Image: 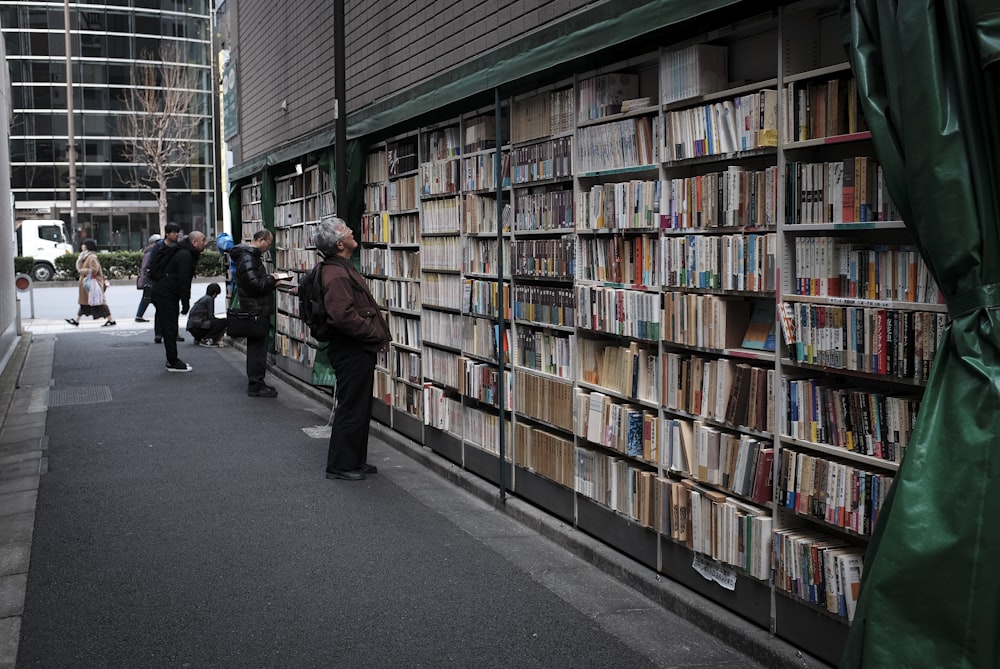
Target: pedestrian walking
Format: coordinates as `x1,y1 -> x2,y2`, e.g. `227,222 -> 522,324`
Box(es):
150,230 -> 207,372
186,282 -> 227,347
134,233 -> 161,323
314,216 -> 390,480
230,229 -> 283,397
65,239 -> 116,327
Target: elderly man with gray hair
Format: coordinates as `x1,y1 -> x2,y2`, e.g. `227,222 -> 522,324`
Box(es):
313,216 -> 391,480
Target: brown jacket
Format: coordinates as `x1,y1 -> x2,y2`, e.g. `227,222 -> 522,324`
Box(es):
76,252 -> 106,306
321,256 -> 390,352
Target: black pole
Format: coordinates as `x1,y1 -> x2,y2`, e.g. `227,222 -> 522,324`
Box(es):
334,0 -> 347,218
495,87 -> 507,503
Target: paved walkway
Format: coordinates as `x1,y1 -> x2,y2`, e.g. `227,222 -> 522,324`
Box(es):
0,326 -> 828,668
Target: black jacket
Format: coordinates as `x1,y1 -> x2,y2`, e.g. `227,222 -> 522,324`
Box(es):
149,238 -> 200,308
230,243 -> 276,315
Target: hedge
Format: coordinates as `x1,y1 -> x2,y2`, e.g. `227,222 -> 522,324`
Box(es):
55,250 -> 225,280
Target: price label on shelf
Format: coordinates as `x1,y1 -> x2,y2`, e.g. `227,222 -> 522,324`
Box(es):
692,554 -> 737,591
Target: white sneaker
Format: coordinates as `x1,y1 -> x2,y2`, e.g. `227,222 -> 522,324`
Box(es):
165,362 -> 192,373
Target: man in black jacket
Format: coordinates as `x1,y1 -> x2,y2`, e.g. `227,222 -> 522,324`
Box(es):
229,229 -> 283,396
151,230 -> 207,372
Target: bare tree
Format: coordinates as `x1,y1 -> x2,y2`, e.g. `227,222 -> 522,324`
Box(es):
118,44 -> 202,235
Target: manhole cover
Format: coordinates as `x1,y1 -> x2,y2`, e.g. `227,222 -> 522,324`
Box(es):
48,386 -> 113,407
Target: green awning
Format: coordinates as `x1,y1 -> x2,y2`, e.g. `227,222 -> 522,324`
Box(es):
230,0 -> 745,181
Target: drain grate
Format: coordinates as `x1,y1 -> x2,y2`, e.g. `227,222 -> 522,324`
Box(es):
47,386 -> 113,407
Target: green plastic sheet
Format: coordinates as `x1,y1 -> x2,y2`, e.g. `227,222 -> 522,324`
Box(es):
841,1 -> 1000,667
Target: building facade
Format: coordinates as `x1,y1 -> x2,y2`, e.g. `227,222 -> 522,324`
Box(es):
0,0 -> 216,250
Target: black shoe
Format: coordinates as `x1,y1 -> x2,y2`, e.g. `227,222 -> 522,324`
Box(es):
135,317 -> 149,323
176,336 -> 185,342
362,463 -> 378,474
165,361 -> 192,373
65,318 -> 79,326
154,337 -> 162,344
247,386 -> 278,398
325,468 -> 366,481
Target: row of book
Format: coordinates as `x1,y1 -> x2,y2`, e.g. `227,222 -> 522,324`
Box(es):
391,349 -> 421,384
514,423 -> 575,488
365,149 -> 389,184
463,150 -> 510,191
782,302 -> 945,381
663,89 -> 778,161
374,276 -> 419,311
513,369 -> 574,432
772,528 -> 864,622
420,197 -> 462,234
386,175 -> 418,211
419,159 -> 461,196
514,329 -> 572,379
422,126 -> 461,161
424,347 -> 460,389
578,179 -> 662,230
463,237 -> 509,276
576,285 -> 662,341
511,137 -> 573,184
463,195 -> 509,235
457,358 -> 509,407
577,234 -> 660,286
510,88 -> 574,144
461,278 -> 511,319
784,377 -> 919,464
512,284 -> 576,327
420,309 -> 463,350
578,338 -> 659,402
791,237 -> 941,304
420,272 -> 462,309
361,212 -> 419,245
575,117 -> 657,173
512,238 -> 576,279
576,390 -> 658,464
785,157 -> 899,225
576,72 -> 639,122
360,247 -> 420,279
464,317 -> 506,364
387,313 -> 421,348
421,237 -> 461,271
660,44 -> 728,105
660,166 -> 778,230
663,292 -> 757,351
662,232 -> 777,291
784,76 -> 867,143
387,138 -> 418,176
664,353 -> 774,434
779,449 -> 893,537
513,189 -> 574,231
663,418 -> 774,504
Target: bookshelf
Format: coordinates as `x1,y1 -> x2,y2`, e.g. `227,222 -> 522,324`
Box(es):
341,1 -> 938,663
239,177 -> 264,243
272,165 -> 334,383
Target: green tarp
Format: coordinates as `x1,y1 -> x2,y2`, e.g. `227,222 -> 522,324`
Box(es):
842,1 -> 1000,667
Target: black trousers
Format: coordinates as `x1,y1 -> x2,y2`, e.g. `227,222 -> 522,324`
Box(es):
246,333 -> 269,389
152,294 -> 180,365
326,347 -> 376,472
189,318 -> 227,343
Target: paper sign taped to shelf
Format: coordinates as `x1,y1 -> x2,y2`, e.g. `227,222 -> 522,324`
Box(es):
692,554 -> 737,591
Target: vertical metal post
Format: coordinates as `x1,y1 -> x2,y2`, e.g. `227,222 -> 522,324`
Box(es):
334,0 -> 347,218
63,0 -> 79,247
495,87 -> 507,502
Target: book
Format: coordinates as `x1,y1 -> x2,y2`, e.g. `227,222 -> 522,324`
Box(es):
741,301 -> 776,350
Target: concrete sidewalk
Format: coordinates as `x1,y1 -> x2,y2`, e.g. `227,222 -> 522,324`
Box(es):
0,329 -> 827,668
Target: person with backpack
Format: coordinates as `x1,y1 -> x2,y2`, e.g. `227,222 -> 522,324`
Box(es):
229,229 -> 283,397
313,216 -> 390,481
134,233 -> 161,322
150,230 -> 207,373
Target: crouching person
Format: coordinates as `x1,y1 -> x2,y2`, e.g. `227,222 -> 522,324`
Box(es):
186,282 -> 227,347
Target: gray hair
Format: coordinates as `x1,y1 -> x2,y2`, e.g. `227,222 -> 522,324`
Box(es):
314,216 -> 350,256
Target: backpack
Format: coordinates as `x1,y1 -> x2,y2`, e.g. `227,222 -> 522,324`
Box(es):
146,242 -> 180,282
298,258 -> 336,342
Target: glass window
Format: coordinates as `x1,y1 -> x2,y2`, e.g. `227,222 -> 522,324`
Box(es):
82,113 -> 111,135
37,224 -> 66,244
105,10 -> 130,33
135,13 -> 160,36
80,63 -> 107,85
11,166 -> 27,190
83,140 -> 109,162
107,33 -> 131,59
80,32 -> 107,57
81,86 -> 110,110
25,9 -> 49,30
77,8 -> 105,30
135,36 -> 161,58
108,64 -> 131,86
29,166 -> 56,188
31,141 -> 59,162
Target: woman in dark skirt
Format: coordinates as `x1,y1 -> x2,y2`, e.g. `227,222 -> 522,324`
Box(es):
65,239 -> 117,326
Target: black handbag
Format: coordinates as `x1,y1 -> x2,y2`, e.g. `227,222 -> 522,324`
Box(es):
226,307 -> 267,339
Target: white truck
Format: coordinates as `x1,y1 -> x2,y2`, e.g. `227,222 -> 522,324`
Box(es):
15,218 -> 73,281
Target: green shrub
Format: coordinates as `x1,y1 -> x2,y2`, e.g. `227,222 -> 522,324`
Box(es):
57,249 -> 224,279
14,257 -> 34,275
